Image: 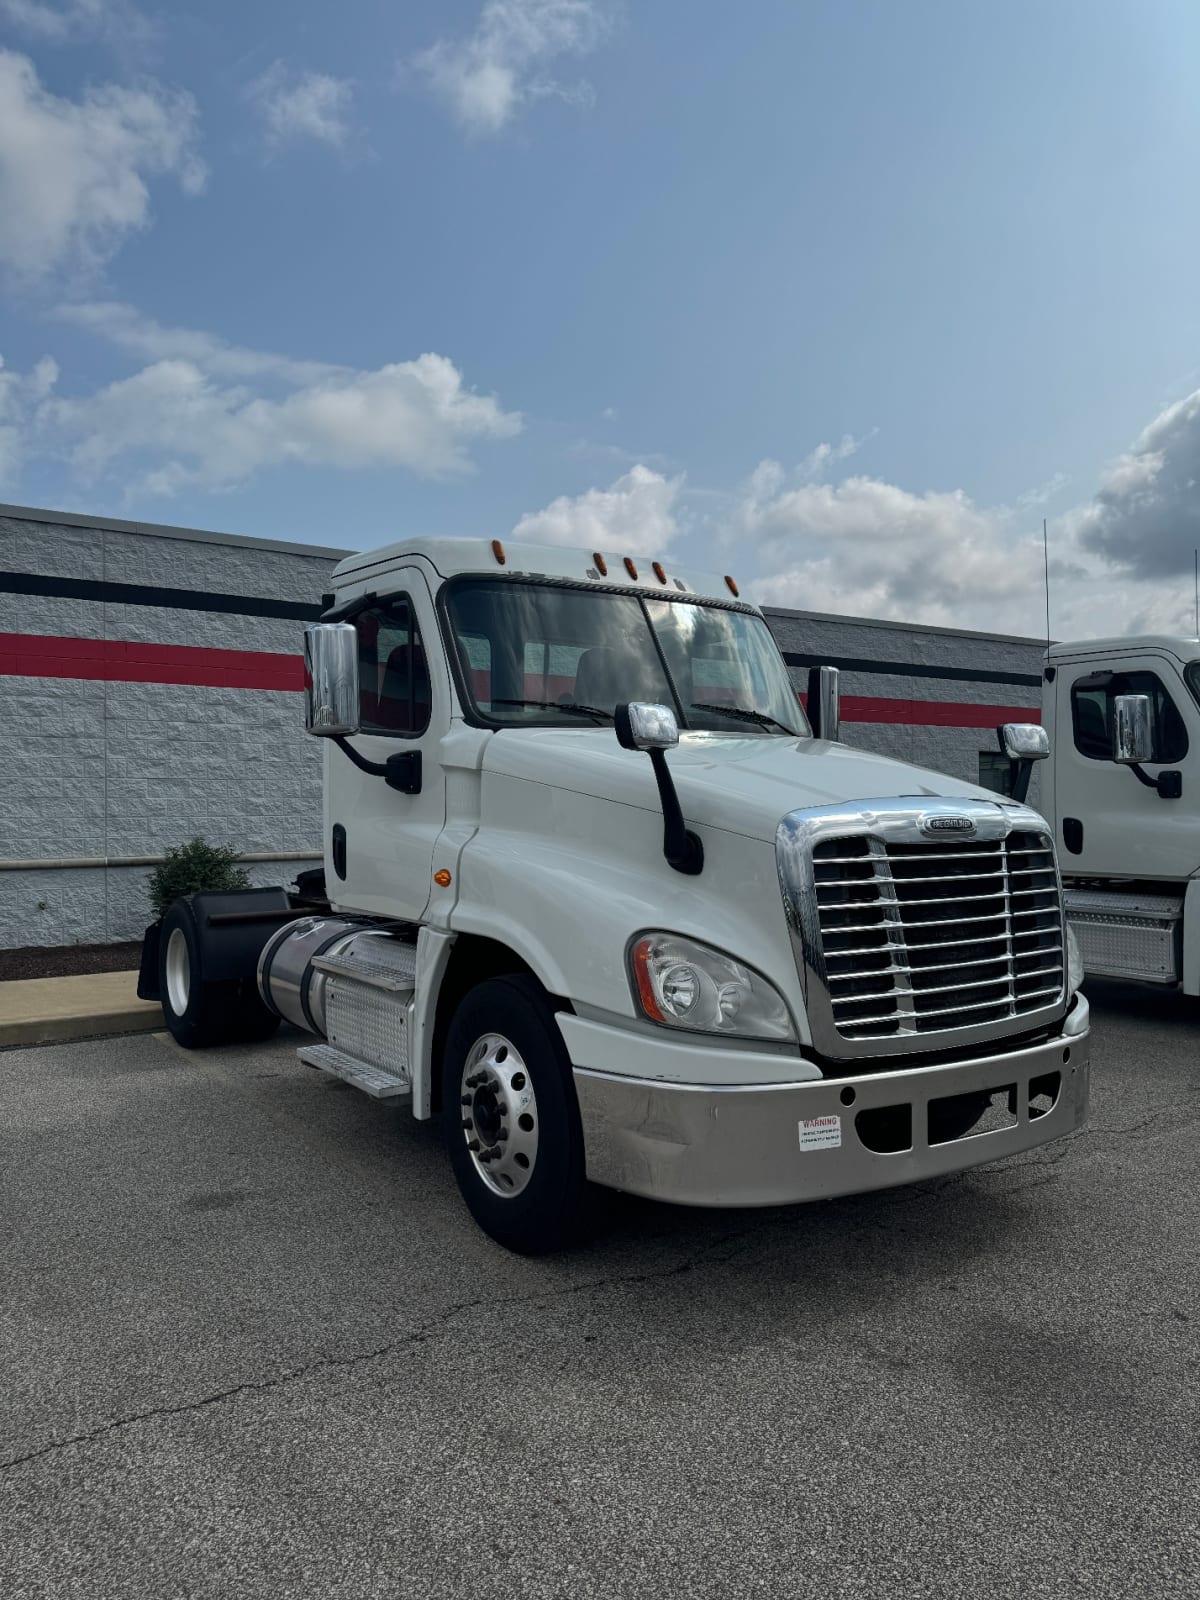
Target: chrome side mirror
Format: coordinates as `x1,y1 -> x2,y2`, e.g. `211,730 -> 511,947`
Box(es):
614,702 -> 701,875
999,723 -> 1049,762
807,665 -> 840,741
614,702 -> 679,752
1113,694 -> 1153,765
304,623 -> 360,738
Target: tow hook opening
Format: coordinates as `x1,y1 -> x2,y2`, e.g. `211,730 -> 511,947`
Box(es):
928,1085 -> 1017,1145
855,1103 -> 912,1154
1028,1071 -> 1062,1120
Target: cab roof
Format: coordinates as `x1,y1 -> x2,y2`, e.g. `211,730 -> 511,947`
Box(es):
331,535 -> 750,608
1048,634 -> 1200,663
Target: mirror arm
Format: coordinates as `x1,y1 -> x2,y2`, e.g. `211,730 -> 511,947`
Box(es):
647,749 -> 704,875
333,738 -> 423,795
1009,759 -> 1033,804
333,734 -> 387,778
1126,761 -> 1159,791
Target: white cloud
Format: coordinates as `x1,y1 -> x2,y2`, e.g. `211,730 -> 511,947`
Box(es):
247,62 -> 355,150
0,50 -> 205,279
512,464 -> 681,550
56,300 -> 338,383
0,351 -> 59,486
2,312 -> 522,495
1074,388 -> 1200,579
0,0 -> 139,39
414,0 -> 608,133
796,431 -> 872,482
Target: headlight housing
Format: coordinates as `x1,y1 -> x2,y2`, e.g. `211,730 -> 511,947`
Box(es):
1066,922 -> 1084,995
629,933 -> 796,1042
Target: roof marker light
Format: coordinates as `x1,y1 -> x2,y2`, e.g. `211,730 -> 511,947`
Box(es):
624,556 -> 639,580
725,575 -> 740,597
492,539 -> 506,565
593,551 -> 609,576
652,561 -> 667,584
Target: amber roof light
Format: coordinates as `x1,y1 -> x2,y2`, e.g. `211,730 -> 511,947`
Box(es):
725,575 -> 740,597
491,539 -> 506,565
624,557 -> 638,579
652,561 -> 667,584
593,551 -> 609,576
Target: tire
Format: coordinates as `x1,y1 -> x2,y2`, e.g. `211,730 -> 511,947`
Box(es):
158,899 -> 280,1049
441,974 -> 588,1255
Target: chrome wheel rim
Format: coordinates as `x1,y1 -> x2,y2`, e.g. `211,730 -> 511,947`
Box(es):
459,1033 -> 538,1198
165,927 -> 191,1017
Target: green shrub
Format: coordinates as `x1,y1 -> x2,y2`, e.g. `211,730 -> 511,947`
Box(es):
147,837 -> 250,921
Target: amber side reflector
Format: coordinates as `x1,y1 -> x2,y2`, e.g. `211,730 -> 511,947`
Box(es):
434,869 -> 452,888
492,539 -> 506,565
624,556 -> 638,579
725,575 -> 739,597
652,561 -> 667,584
631,938 -> 664,1023
593,551 -> 608,576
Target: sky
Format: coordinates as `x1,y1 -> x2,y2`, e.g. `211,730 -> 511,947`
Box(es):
2,0 -> 1200,639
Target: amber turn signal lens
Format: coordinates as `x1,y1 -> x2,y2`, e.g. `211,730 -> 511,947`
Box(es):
491,539 -> 506,565
434,869 -> 452,888
631,937 -> 665,1023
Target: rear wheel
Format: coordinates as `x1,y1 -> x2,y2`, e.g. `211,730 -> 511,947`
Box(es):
441,975 -> 588,1254
158,899 -> 279,1049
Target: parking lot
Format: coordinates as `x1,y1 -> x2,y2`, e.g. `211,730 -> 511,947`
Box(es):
2,984 -> 1198,1600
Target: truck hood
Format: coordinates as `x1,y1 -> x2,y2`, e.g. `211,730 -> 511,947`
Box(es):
482,728 -> 1013,842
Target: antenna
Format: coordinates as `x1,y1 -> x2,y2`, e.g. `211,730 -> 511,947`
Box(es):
1043,518 -> 1051,649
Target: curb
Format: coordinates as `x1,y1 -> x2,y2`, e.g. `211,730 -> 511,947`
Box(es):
0,971 -> 163,1049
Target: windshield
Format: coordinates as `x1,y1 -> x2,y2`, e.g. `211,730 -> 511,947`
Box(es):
443,578 -> 810,735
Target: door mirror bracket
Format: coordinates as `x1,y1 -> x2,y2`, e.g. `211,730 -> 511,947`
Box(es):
615,702 -> 704,875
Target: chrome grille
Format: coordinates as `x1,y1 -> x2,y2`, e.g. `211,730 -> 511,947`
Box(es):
813,830 -> 1064,1041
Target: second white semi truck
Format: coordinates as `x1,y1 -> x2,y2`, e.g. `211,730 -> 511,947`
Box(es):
139,536 -> 1090,1252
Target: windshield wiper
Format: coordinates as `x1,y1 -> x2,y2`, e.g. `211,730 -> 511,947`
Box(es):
489,698 -> 614,723
689,701 -> 794,734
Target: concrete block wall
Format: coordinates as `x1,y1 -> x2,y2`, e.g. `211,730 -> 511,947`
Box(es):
0,504 -> 346,947
1,503 -> 1049,949
762,606 -> 1046,804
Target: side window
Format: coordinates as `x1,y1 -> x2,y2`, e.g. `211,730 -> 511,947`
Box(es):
1071,670 -> 1188,764
355,596 -> 431,736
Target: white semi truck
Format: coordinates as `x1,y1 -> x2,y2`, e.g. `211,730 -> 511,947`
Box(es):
1040,633 -> 1200,991
140,537 -> 1090,1252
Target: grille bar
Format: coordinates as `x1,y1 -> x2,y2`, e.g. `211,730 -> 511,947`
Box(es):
810,827 -> 1065,1043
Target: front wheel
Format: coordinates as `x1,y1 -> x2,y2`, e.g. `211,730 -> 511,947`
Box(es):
441,975 -> 588,1254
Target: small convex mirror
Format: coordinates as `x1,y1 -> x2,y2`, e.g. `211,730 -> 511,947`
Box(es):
615,702 -> 680,751
1112,694 -> 1153,765
998,723 -> 1050,762
304,623 -> 360,738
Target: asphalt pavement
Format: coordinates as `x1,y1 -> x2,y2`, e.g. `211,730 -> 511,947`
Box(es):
2,985 -> 1198,1599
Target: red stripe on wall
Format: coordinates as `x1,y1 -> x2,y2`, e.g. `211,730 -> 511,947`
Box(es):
0,633 -> 304,691
0,632 -> 1039,723
841,694 -> 1039,729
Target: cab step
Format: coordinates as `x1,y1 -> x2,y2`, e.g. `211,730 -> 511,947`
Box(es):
311,939 -> 418,992
297,1042 -> 411,1100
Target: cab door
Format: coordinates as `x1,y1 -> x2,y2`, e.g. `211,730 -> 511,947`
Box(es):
325,570 -> 450,923
1054,652 -> 1200,881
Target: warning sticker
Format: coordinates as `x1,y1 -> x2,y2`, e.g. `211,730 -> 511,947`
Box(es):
799,1114 -> 842,1151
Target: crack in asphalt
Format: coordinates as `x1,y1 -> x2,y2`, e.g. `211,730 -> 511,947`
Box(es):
0,1228 -> 755,1478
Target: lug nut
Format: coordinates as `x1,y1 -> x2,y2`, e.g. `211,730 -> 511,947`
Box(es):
496,1129 -> 508,1142
461,1094 -> 472,1106
461,1118 -> 473,1130
467,1139 -> 480,1152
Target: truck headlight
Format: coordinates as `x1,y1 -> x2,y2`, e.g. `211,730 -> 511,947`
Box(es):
629,933 -> 796,1042
1066,922 -> 1084,995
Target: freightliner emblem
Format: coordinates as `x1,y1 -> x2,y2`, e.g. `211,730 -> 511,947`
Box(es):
920,814 -> 977,837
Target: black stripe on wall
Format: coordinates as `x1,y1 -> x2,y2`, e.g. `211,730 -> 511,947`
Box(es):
0,571 -> 323,622
780,651 -> 1042,688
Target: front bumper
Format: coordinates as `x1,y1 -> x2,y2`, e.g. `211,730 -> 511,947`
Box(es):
560,998 -> 1090,1208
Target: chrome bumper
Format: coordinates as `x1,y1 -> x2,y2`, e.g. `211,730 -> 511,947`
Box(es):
567,1000 -> 1090,1208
